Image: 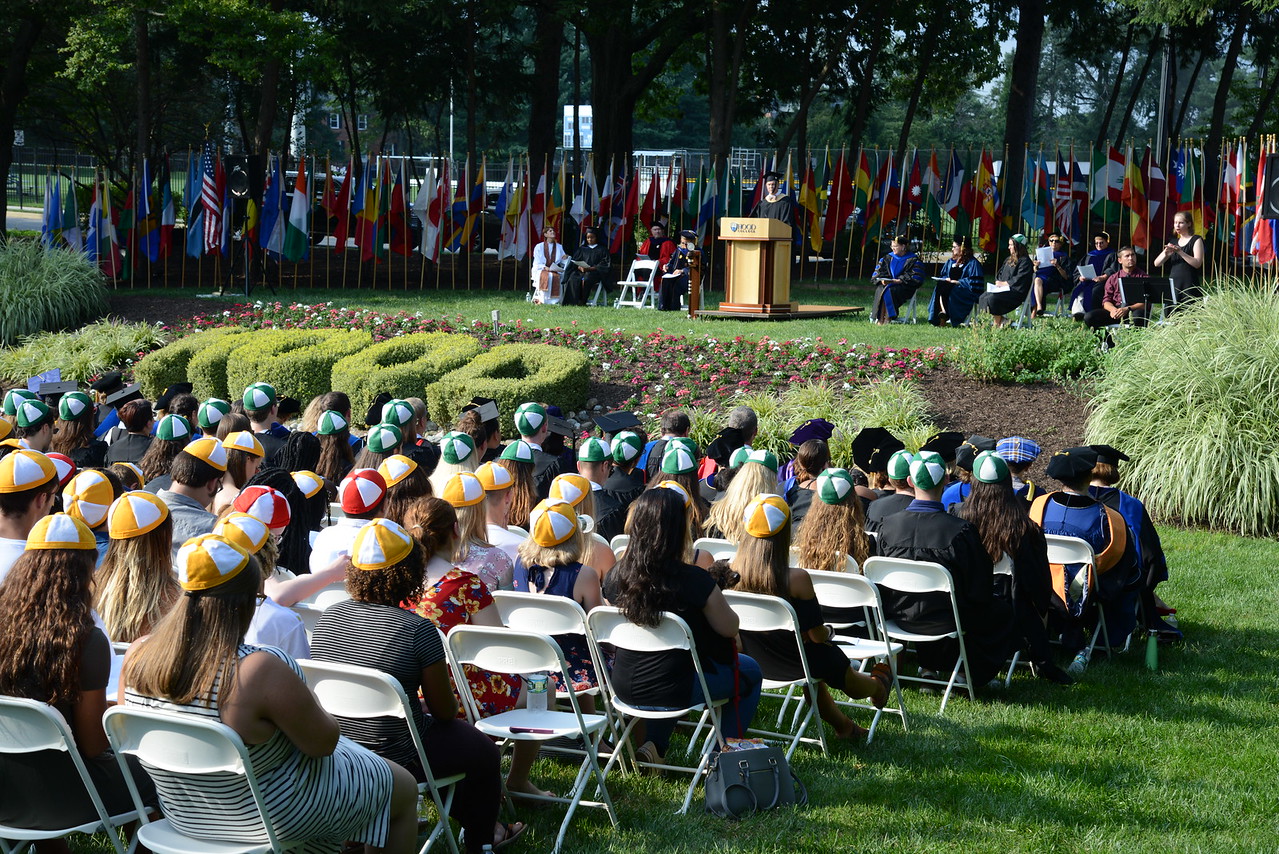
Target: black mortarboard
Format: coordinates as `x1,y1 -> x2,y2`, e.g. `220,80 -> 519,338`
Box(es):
105,383 -> 144,407
37,381 -> 79,398
678,229 -> 697,240
546,414 -> 574,438
155,382 -> 194,412
89,371 -> 124,394
277,396 -> 302,420
789,418 -> 834,446
1045,446 -> 1101,482
364,392 -> 392,428
463,396 -> 500,424
594,410 -> 642,435
920,431 -> 964,463
1089,444 -> 1130,467
851,427 -> 904,474
762,171 -> 782,182
954,434 -> 997,471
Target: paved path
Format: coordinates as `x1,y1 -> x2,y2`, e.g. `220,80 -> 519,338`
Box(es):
6,209 -> 41,231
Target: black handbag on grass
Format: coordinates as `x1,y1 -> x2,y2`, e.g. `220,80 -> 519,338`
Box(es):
704,742 -> 808,820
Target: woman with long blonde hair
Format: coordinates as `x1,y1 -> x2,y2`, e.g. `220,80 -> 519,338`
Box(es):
548,472 -> 616,576
793,468 -> 873,573
439,472 -> 514,592
94,491 -> 179,643
704,450 -> 779,542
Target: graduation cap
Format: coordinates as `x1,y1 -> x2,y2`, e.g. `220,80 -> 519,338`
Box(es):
155,383 -> 195,412
89,371 -> 124,395
920,430 -> 964,464
789,418 -> 834,446
546,414 -> 574,438
954,434 -> 997,472
762,171 -> 782,182
850,427 -> 904,474
594,410 -> 641,436
705,426 -> 748,466
104,383 -> 144,407
678,229 -> 697,241
276,396 -> 302,420
462,396 -> 500,424
1089,444 -> 1130,467
364,391 -> 392,428
1045,446 -> 1101,482
37,381 -> 80,399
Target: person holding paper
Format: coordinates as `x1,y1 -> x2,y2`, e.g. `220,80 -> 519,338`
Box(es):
1083,246 -> 1149,329
560,226 -> 611,306
869,234 -> 924,324
978,234 -> 1034,328
1032,232 -> 1075,317
928,235 -> 985,326
1069,232 -> 1119,318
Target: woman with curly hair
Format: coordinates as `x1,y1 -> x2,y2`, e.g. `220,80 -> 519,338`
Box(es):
311,518 -> 525,851
703,450 -> 779,542
602,489 -> 762,765
732,495 -> 891,741
0,514 -> 157,831
94,490 -> 179,643
793,468 -> 873,573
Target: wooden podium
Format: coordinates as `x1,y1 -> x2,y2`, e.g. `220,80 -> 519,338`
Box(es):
718,217 -> 795,315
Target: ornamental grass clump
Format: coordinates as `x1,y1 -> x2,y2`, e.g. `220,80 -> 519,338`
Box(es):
0,241 -> 109,346
953,314 -> 1103,383
1085,280 -> 1279,537
0,321 -> 167,384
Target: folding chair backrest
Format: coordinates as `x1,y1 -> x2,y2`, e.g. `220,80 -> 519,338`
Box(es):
626,260 -> 657,282
807,569 -> 878,610
1044,534 -> 1095,568
790,548 -> 858,573
586,606 -> 693,654
507,525 -> 530,538
692,537 -> 736,560
299,582 -> 351,610
103,705 -> 250,776
492,590 -> 588,637
447,625 -> 565,676
296,659 -> 411,721
863,556 -> 954,595
0,695 -> 73,754
609,534 -> 629,558
722,590 -> 798,634
590,532 -> 610,552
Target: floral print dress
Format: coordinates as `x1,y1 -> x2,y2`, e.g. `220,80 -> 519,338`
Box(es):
409,566 -> 520,718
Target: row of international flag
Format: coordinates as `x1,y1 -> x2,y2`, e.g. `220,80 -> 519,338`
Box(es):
38,138 -> 1279,274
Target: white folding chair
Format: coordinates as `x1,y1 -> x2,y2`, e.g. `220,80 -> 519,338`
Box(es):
789,548 -> 858,574
722,591 -> 828,760
507,525 -> 530,538
863,556 -> 973,714
691,537 -> 736,561
489,591 -> 613,726
806,570 -> 908,741
586,607 -> 726,815
446,626 -> 616,854
614,260 -> 659,309
608,534 -> 629,559
289,582 -> 350,640
1044,534 -> 1114,661
0,697 -> 141,854
102,705 -> 304,854
295,659 -> 463,854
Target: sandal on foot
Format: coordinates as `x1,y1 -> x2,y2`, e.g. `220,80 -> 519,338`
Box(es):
634,740 -> 664,774
493,821 -> 526,850
869,663 -> 893,710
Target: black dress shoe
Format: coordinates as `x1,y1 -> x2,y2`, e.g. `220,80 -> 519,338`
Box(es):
1031,660 -> 1075,685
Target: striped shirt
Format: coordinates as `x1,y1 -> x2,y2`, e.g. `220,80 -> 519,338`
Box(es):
310,599 -> 445,774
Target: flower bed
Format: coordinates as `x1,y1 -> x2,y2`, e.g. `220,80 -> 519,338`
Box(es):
167,301 -> 947,413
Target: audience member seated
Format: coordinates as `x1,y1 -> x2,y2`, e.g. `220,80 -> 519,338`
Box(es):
603,431 -> 647,509
241,382 -> 288,463
731,494 -> 892,741
123,533 -> 421,854
575,437 -> 627,542
929,235 -> 985,326
51,391 -> 107,468
0,450 -> 59,582
793,467 -> 874,573
476,460 -> 526,564
1032,232 -> 1076,317
652,442 -> 710,539
429,430 -> 479,496
869,234 -> 924,324
994,436 -> 1042,502
1083,246 -> 1150,330
213,431 -> 266,514
548,472 -> 616,577
782,439 -> 830,528
639,409 -> 692,481
216,511 -> 310,660
154,437 -> 226,561
378,453 -> 433,527
136,414 -> 194,487
1070,231 -> 1118,318
704,449 -> 779,542
14,399 -> 56,453
940,434 -> 997,510
875,451 -> 1013,687
0,514 -> 157,835
94,490 -> 178,644
496,441 -> 539,531
601,489 -> 762,765
864,450 -> 915,533
953,452 -> 1072,685
977,234 -> 1034,328
511,402 -> 563,498
442,472 -> 515,592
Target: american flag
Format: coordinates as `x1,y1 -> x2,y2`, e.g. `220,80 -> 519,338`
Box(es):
200,142 -> 222,253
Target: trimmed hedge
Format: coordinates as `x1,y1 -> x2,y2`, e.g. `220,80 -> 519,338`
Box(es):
425,343 -> 590,434
330,332 -> 483,425
225,329 -> 374,403
188,331 -> 262,400
134,327 -> 250,398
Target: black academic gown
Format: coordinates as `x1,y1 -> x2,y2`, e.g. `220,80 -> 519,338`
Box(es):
562,242 -> 612,305
876,500 -> 1013,684
864,491 -> 913,533
602,468 -> 645,511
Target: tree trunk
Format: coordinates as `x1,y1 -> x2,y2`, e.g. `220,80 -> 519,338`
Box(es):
0,15 -> 43,242
1000,0 -> 1047,226
774,58 -> 834,154
895,22 -> 939,165
1171,46 -> 1207,141
253,0 -> 286,156
135,9 -> 150,170
1095,24 -> 1134,146
1204,10 -> 1247,196
465,0 -> 478,168
1114,31 -> 1160,147
707,0 -> 758,171
527,0 -> 563,178
845,25 -> 887,155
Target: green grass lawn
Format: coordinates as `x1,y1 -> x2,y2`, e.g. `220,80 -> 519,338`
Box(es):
67,526 -> 1279,854
120,282 -> 976,349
